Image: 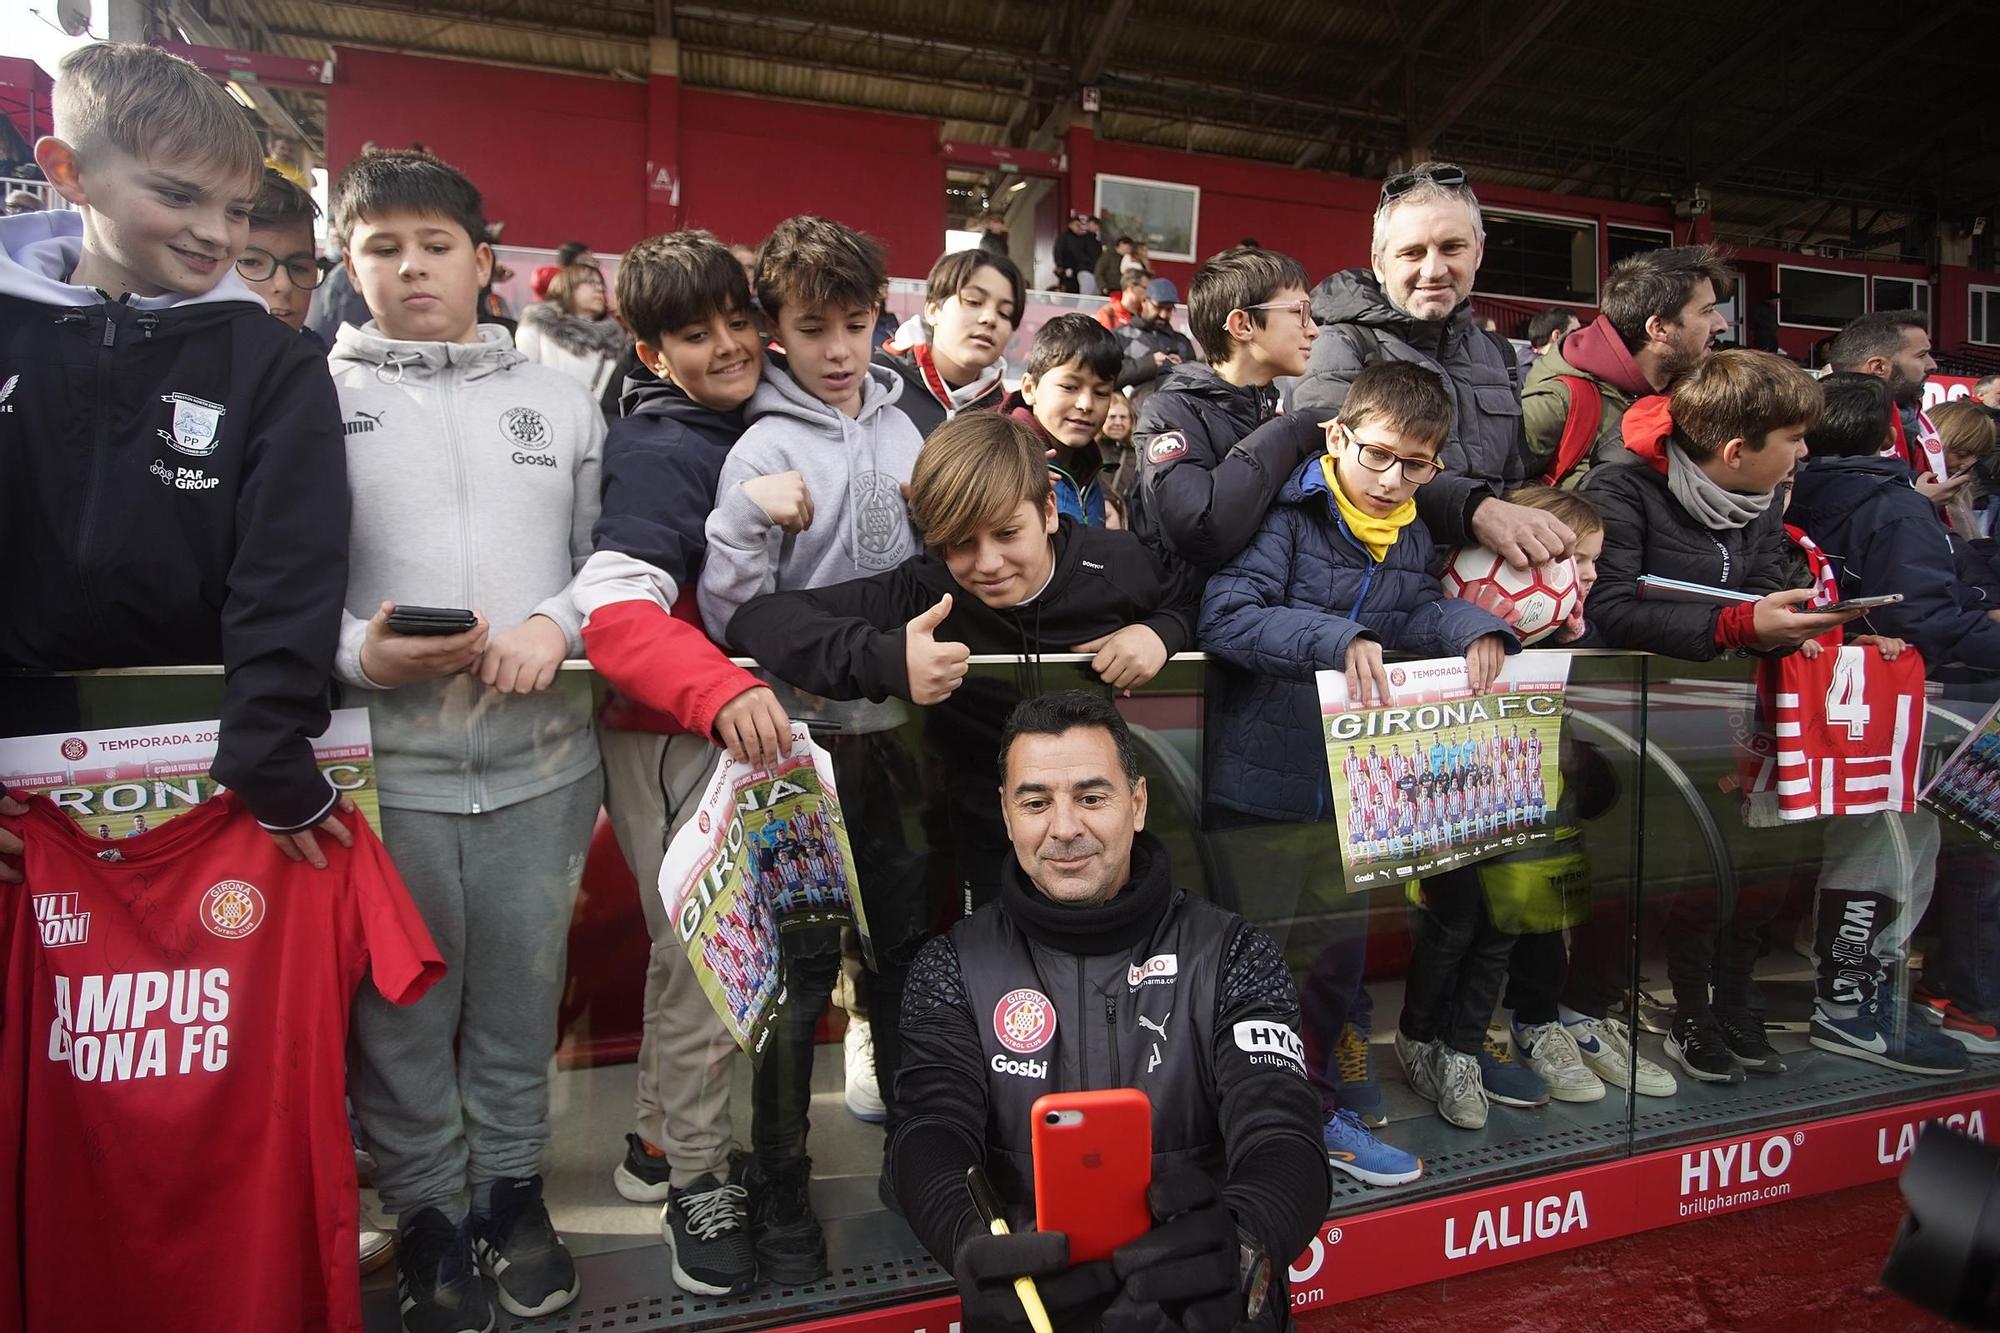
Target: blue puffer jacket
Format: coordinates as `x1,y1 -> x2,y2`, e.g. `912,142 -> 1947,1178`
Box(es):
1199,457 -> 1518,821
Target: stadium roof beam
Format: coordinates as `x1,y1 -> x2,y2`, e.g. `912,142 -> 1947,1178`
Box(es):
1294,0 -> 1459,170
1407,0 -> 1575,153
1707,4 -> 1968,184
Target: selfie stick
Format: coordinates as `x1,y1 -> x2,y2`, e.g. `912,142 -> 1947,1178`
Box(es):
966,1166 -> 1054,1333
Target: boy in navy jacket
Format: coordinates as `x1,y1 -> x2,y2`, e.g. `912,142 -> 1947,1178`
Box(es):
1130,245 -> 1326,571
1201,361 -> 1518,1157
1789,372 -> 2000,669
574,230 -> 791,1299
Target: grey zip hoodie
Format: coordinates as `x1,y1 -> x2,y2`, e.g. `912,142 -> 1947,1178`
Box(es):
699,356 -> 922,732
328,323 -> 604,814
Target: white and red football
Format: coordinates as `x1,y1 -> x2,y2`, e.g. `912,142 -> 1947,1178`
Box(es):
1441,545 -> 1579,646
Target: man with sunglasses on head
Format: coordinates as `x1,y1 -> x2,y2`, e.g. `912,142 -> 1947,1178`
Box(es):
238,168 -> 326,342
1292,163 -> 1574,571
1127,245 -> 1337,573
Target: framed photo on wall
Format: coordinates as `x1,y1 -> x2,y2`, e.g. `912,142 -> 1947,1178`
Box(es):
1094,174 -> 1201,263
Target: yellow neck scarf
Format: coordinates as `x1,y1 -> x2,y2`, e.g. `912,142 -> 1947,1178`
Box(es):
1321,454 -> 1417,561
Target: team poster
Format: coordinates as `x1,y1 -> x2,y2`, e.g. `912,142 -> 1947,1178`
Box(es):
1921,696 -> 2000,845
0,709 -> 380,835
1317,654 -> 1573,890
658,724 -> 869,1059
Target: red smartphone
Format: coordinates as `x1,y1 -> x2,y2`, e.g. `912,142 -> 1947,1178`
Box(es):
1031,1088 -> 1153,1263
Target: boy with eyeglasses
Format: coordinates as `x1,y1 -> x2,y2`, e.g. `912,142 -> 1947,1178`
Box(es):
236,166 -> 324,339
1129,245 -> 1330,572
1201,360 -> 1519,1153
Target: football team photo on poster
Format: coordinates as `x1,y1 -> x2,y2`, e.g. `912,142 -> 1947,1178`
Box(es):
657,723 -> 870,1058
1922,697 -> 2000,846
0,709 -> 381,837
1318,654 -> 1574,890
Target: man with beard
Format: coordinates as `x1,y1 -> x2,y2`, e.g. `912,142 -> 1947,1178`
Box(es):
1522,245 -> 1734,487
1828,311 -> 1959,505
1291,162 -> 1573,569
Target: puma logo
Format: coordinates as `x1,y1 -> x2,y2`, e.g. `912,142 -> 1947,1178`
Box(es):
1138,1012 -> 1170,1039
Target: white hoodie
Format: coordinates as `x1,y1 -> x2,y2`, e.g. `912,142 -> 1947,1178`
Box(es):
328,322 -> 604,814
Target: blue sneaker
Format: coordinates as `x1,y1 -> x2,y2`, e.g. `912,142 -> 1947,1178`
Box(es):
1811,1000 -> 1970,1076
1322,1110 -> 1423,1186
1332,1023 -> 1386,1126
1478,1037 -> 1549,1107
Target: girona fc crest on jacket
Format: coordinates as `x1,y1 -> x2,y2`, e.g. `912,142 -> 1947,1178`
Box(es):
158,392 -> 227,457
994,987 -> 1056,1053
201,880 -> 265,939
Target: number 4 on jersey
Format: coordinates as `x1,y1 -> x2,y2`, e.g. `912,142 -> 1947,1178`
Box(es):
1824,646 -> 1873,741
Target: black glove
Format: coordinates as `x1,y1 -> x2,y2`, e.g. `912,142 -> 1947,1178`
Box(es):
1107,1170 -> 1244,1333
955,1228 -> 1118,1333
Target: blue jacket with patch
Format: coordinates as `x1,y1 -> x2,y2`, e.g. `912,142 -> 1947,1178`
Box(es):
1198,457 -> 1517,821
1787,453 -> 2000,670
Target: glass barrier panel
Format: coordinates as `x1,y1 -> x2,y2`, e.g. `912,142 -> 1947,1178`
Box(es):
11,651 -> 1995,1333
1628,658 -> 2000,1168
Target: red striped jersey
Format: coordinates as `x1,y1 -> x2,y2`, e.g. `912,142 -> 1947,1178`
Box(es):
1750,643 -> 1927,819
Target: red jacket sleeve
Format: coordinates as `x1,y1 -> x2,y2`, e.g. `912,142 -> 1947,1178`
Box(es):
583,597 -> 764,739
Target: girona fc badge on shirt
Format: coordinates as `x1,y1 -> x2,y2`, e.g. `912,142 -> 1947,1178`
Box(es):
201,879 -> 266,939
157,392 -> 226,457
994,987 -> 1056,1053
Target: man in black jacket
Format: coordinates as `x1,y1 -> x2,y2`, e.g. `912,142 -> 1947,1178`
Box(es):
1116,278 -> 1198,398
1290,162 -> 1571,568
1053,211 -> 1102,295
725,413 -> 1199,703
889,691 -> 1328,1332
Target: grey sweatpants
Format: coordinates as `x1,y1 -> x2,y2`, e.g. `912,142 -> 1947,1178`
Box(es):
601,727 -> 742,1187
1811,807 -> 1939,1014
349,773 -> 602,1218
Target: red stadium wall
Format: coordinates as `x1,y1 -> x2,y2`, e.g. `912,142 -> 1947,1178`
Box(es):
674,89 -> 945,276
318,47 -> 1994,362
324,49 -> 649,251
322,50 -> 945,274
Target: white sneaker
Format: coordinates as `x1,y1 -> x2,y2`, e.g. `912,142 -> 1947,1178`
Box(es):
1568,1014 -> 1678,1097
1435,1047 -> 1488,1130
1393,1029 -> 1440,1102
843,1018 -> 886,1123
1512,1021 -> 1606,1103
359,1224 -> 395,1275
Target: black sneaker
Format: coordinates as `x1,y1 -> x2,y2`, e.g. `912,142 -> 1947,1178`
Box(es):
470,1175 -> 580,1318
613,1132 -> 674,1203
663,1168 -> 755,1296
746,1155 -> 828,1285
395,1208 -> 495,1333
1715,1010 -> 1789,1075
1665,1014 -> 1745,1084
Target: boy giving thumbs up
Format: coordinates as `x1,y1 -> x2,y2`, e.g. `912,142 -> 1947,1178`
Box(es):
724,414 -> 1199,703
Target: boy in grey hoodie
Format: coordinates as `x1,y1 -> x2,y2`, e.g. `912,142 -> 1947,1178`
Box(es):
697,216 -> 925,1280
327,151 -> 604,1333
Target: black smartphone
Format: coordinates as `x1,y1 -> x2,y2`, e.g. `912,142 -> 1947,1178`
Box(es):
385,605 -> 478,636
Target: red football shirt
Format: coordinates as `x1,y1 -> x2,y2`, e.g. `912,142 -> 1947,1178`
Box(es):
1750,643 -> 1928,820
1,793 -> 443,1333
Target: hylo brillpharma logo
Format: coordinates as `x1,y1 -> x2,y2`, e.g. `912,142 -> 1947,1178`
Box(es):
60,737 -> 88,762
993,987 -> 1056,1054
201,880 -> 266,940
